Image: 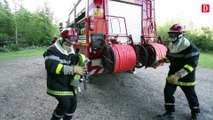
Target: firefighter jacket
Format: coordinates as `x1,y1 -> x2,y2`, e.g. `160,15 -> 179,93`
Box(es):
165,38 -> 199,86
44,40 -> 78,97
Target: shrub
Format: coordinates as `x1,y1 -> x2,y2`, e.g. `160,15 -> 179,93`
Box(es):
185,28 -> 213,51
7,44 -> 21,51
0,44 -> 20,52
0,46 -> 9,52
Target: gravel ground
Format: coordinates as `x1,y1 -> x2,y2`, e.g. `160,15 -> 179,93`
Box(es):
0,57 -> 213,120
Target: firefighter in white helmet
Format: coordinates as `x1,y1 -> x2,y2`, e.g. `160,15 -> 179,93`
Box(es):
44,28 -> 87,120
153,24 -> 200,120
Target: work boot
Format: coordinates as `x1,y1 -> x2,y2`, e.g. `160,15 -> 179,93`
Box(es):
158,112 -> 175,120
191,112 -> 200,120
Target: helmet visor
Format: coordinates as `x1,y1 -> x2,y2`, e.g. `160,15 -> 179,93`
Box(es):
64,35 -> 79,43
69,35 -> 79,41
168,32 -> 178,38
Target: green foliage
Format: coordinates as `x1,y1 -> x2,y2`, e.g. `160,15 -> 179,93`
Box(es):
0,44 -> 20,52
0,1 -> 14,44
185,28 -> 213,51
156,23 -> 171,45
0,33 -> 14,43
0,0 -> 60,50
157,22 -> 213,52
7,44 -> 20,51
15,6 -> 57,46
0,46 -> 9,52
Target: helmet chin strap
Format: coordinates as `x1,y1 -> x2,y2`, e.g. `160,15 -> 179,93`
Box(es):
59,38 -> 65,45
61,41 -> 72,52
63,44 -> 72,52
170,37 -> 179,43
171,33 -> 183,43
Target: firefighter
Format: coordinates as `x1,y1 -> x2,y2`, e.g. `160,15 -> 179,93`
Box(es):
153,24 -> 200,120
44,28 -> 87,120
94,6 -> 103,16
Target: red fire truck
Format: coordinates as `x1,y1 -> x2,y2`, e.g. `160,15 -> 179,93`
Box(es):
65,0 -> 167,75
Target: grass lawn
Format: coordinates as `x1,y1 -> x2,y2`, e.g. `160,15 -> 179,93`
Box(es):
0,47 -> 46,63
198,52 -> 213,69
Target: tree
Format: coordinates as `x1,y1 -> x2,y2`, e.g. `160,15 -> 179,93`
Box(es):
12,3 -> 58,46
0,0 -> 60,48
0,0 -> 15,45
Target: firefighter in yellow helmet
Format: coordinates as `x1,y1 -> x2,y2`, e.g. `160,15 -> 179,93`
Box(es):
44,28 -> 87,120
153,24 -> 200,120
94,5 -> 103,16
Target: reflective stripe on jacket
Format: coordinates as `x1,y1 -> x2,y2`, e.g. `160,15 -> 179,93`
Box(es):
166,42 -> 199,86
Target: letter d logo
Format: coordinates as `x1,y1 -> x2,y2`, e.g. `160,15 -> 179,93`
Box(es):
202,4 -> 210,13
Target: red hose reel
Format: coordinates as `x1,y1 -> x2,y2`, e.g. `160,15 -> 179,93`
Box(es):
102,44 -> 136,73
101,42 -> 167,73
145,43 -> 168,67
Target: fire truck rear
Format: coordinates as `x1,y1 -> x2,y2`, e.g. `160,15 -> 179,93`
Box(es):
65,0 -> 167,75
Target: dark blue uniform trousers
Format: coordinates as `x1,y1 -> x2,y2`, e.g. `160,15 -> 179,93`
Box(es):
164,83 -> 200,113
51,96 -> 77,120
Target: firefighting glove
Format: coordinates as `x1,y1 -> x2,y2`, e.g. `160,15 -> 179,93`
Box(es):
151,61 -> 160,68
167,74 -> 181,84
73,65 -> 87,75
